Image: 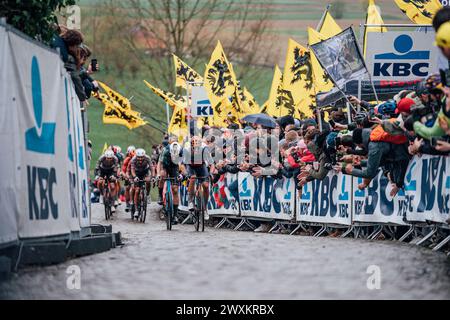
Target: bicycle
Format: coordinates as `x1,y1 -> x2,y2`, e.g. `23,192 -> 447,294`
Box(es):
163,177 -> 178,231
191,176 -> 209,232
133,178 -> 148,223
102,176 -> 116,221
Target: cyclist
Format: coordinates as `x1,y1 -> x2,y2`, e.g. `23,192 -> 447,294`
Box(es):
181,136 -> 214,219
95,150 -> 120,213
122,146 -> 136,212
160,138 -> 183,225
130,148 -> 152,218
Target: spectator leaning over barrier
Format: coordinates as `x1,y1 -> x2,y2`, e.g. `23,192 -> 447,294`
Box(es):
59,30 -> 88,104
79,45 -> 100,99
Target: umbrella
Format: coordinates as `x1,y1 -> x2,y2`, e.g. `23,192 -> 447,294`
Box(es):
242,113 -> 277,129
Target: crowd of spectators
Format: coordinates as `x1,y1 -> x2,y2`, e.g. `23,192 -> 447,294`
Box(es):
172,8 -> 450,230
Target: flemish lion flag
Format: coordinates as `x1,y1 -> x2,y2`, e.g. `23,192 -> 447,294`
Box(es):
318,12 -> 342,38
168,104 -> 188,137
143,80 -> 186,109
283,39 -> 315,119
394,0 -> 442,25
243,87 -> 260,114
261,65 -> 283,116
97,81 -> 132,110
364,0 -> 387,57
204,41 -> 237,110
95,92 -> 146,130
173,54 -> 203,88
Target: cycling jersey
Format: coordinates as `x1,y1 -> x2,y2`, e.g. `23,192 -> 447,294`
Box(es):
122,155 -> 133,175
182,145 -> 213,168
131,155 -> 152,178
95,155 -> 119,177
161,145 -> 181,177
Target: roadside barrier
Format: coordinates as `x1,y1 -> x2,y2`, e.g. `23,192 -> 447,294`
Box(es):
177,156 -> 449,250
0,22 -> 117,275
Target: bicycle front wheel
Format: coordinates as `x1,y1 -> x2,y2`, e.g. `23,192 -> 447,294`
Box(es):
141,191 -> 147,224
165,200 -> 172,230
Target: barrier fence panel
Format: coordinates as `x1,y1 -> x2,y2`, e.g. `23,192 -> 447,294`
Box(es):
208,173 -> 240,216
238,173 -> 296,221
353,170 -> 408,226
66,79 -> 90,229
0,25 -> 19,245
297,172 -> 352,226
1,25 -> 91,239
405,155 -> 450,224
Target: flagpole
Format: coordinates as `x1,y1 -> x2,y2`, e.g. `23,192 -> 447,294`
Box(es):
316,4 -> 331,31
166,102 -> 170,129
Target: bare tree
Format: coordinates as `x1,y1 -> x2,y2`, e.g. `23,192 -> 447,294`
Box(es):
102,0 -> 274,92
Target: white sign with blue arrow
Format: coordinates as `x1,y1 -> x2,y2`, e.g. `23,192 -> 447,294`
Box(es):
191,86 -> 214,117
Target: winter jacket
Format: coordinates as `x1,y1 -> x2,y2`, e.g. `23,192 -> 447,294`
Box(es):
370,119 -> 408,144
413,110 -> 450,139
65,55 -> 87,102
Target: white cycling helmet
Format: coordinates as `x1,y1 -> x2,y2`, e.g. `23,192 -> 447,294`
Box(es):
104,150 -> 115,159
127,145 -> 136,154
136,148 -> 146,157
170,142 -> 181,155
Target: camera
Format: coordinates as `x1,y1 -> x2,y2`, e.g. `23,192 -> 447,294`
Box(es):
91,58 -> 98,72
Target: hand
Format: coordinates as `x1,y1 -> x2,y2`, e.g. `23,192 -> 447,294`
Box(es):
251,166 -> 263,178
438,116 -> 450,135
333,123 -> 347,130
239,162 -> 250,171
353,156 -> 361,166
348,95 -> 361,106
88,61 -> 99,74
341,155 -> 353,163
134,177 -> 139,183
409,138 -> 423,155
298,177 -> 308,187
435,140 -> 450,152
345,164 -> 353,174
369,117 -> 382,125
333,165 -> 342,173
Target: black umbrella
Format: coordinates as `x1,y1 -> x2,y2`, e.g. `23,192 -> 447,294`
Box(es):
242,113 -> 277,129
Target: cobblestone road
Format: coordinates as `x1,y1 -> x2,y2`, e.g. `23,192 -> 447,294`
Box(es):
1,203 -> 449,299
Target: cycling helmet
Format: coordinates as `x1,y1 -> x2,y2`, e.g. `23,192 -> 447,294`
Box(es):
136,148 -> 146,157
170,142 -> 181,155
127,145 -> 136,155
376,100 -> 397,116
115,146 -> 122,154
104,150 -> 115,159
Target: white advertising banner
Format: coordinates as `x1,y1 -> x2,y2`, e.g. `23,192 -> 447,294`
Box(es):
208,173 -> 240,216
0,25 -> 19,245
238,173 -> 296,221
297,172 -> 352,226
191,86 -> 213,118
66,79 -> 90,229
405,155 -> 450,224
8,31 -> 75,238
352,170 -> 408,225
365,31 -> 440,81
